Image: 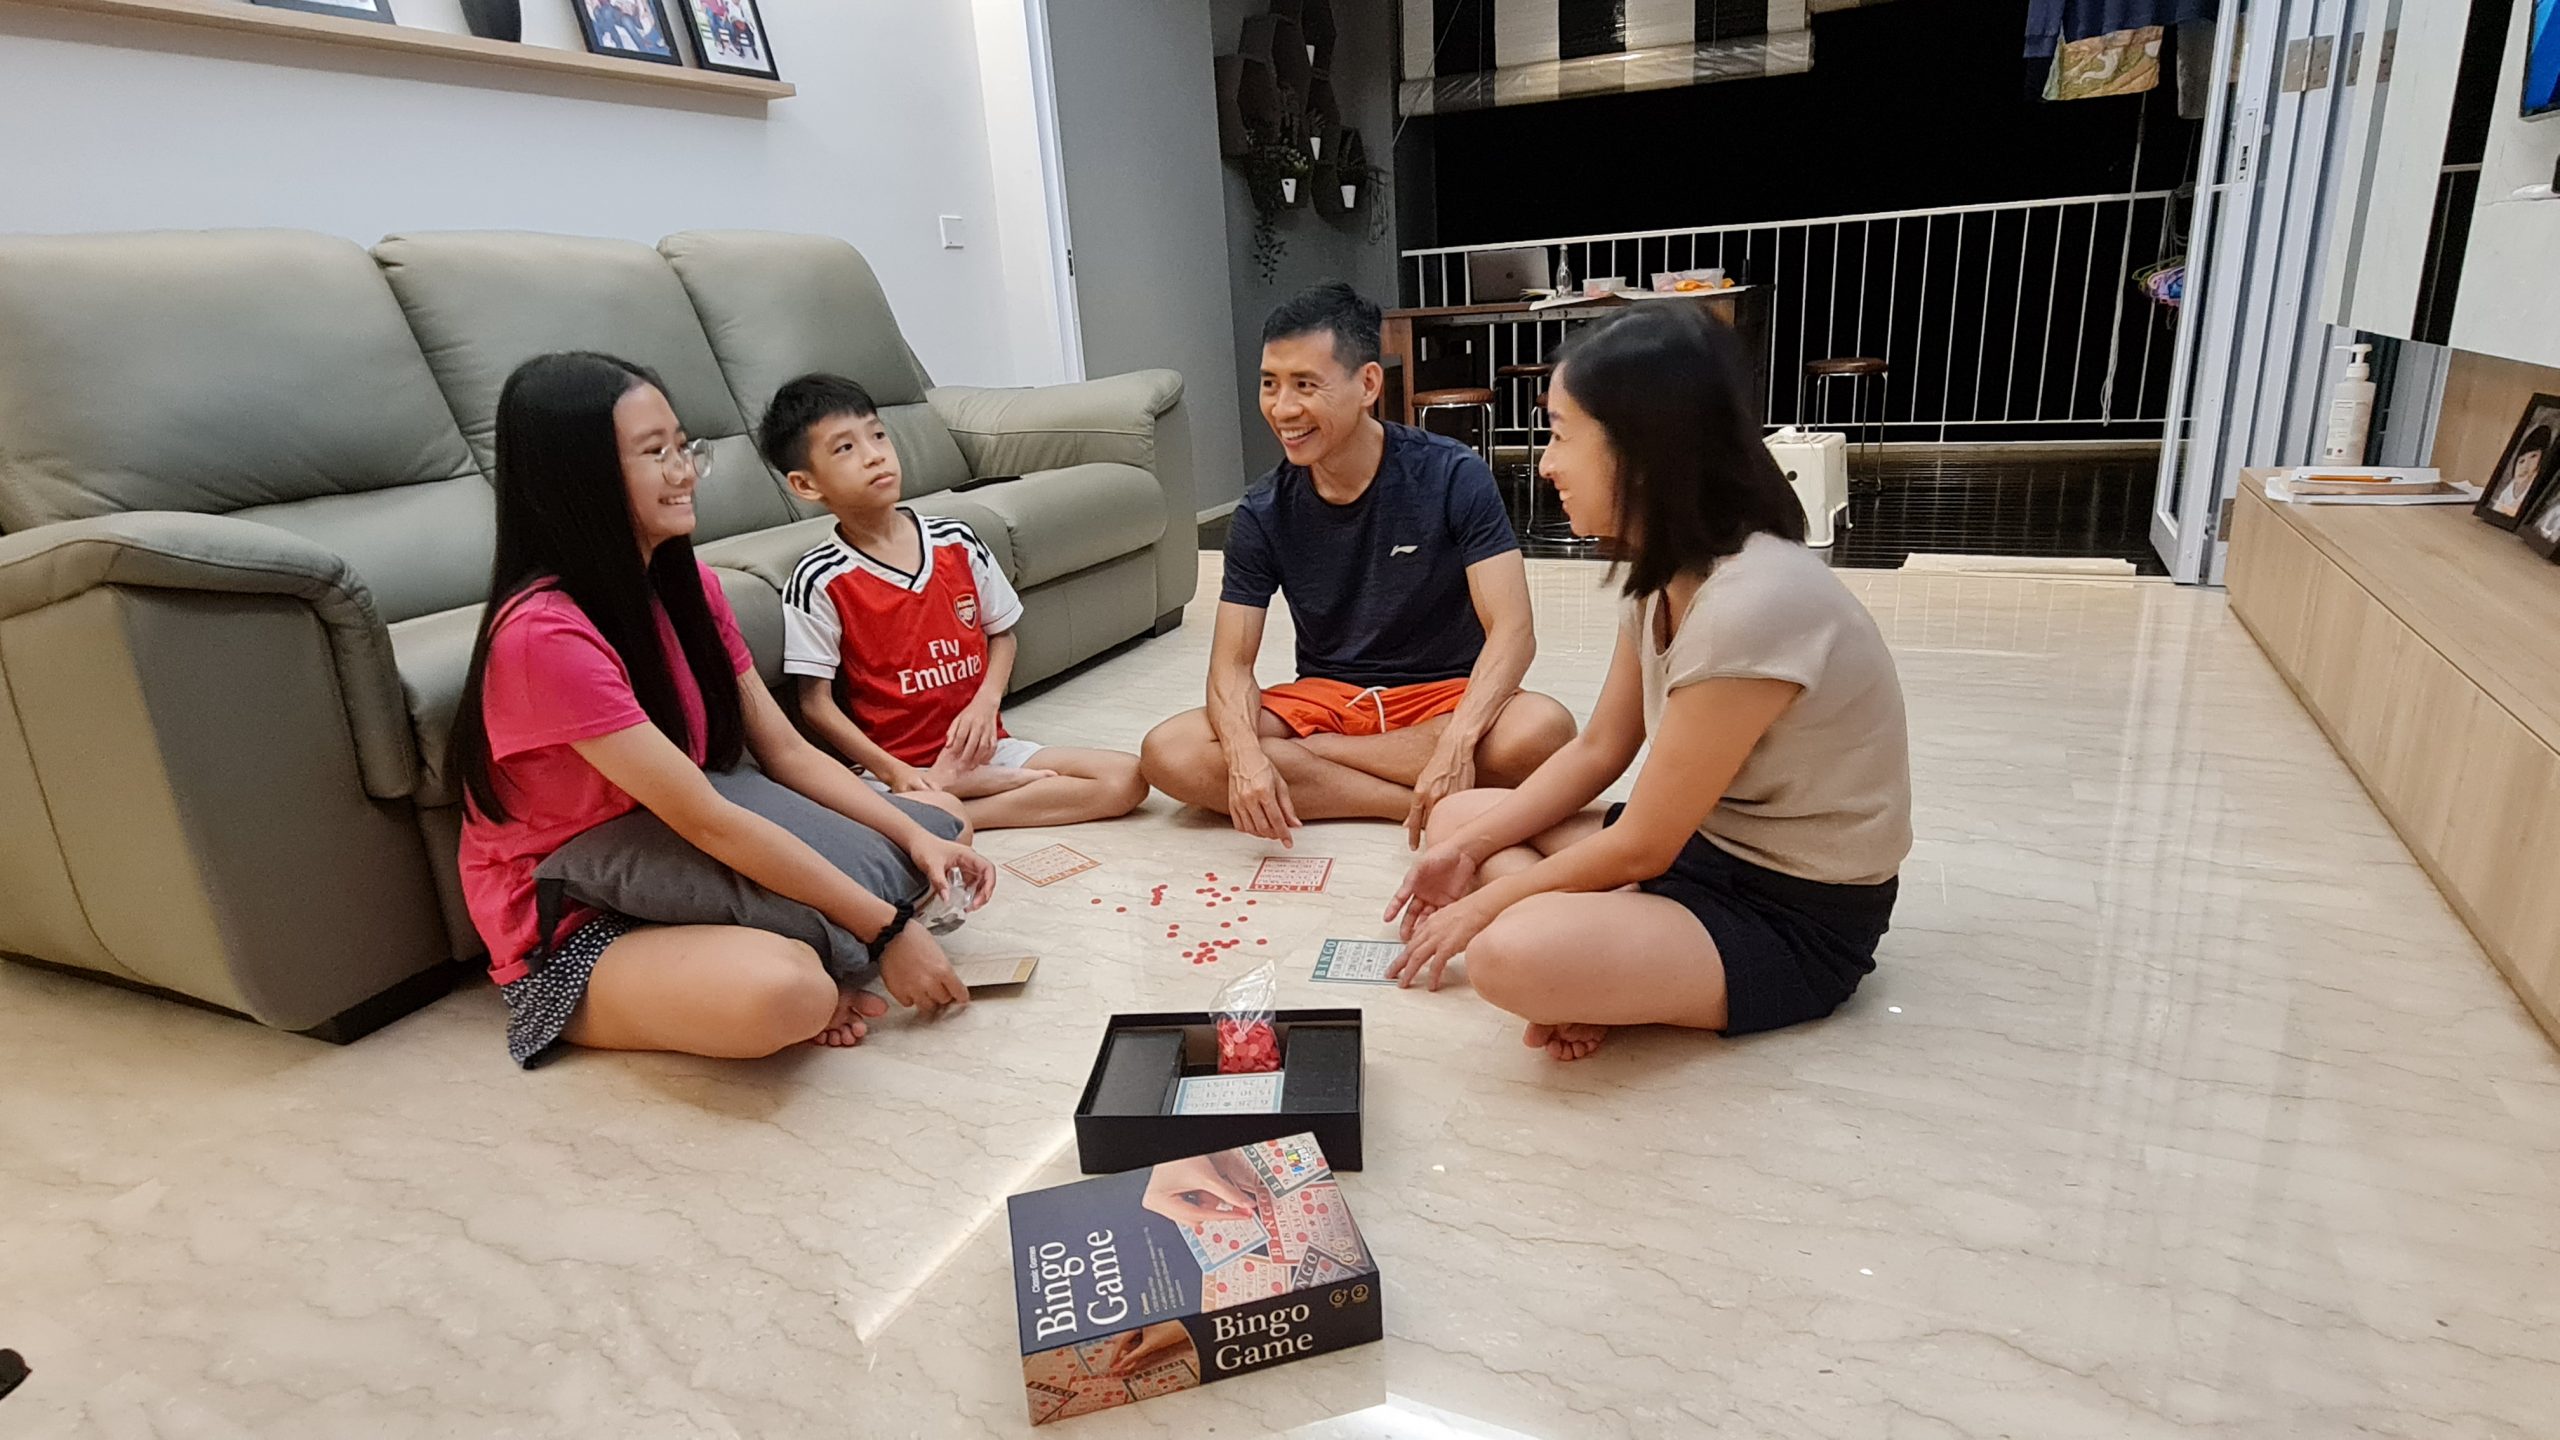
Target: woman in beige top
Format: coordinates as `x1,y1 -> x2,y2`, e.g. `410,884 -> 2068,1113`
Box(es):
1385,306 -> 1912,1059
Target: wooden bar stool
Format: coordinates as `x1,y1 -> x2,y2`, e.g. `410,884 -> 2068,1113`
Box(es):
1806,356 -> 1887,482
1412,386 -> 1497,469
1497,362 -> 1585,544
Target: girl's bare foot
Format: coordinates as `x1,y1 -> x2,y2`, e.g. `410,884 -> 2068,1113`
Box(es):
1523,1021 -> 1609,1061
926,764 -> 1056,799
815,985 -> 890,1047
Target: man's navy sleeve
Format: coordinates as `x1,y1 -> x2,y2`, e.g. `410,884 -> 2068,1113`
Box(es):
1447,452 -> 1521,566
1220,497 -> 1281,607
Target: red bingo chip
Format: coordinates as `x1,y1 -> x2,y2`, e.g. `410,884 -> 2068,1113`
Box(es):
1214,1017 -> 1281,1073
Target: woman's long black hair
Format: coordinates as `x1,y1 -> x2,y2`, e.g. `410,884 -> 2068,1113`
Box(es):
450,351 -> 745,822
1552,304 -> 1806,599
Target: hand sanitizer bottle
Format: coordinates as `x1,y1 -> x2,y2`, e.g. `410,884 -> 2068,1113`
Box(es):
2321,343 -> 2375,464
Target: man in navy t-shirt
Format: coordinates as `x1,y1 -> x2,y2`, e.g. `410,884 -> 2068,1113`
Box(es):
1141,283 -> 1576,846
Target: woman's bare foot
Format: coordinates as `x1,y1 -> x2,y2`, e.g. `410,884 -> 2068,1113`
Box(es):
926,764 -> 1057,799
815,985 -> 891,1047
1522,1021 -> 1609,1061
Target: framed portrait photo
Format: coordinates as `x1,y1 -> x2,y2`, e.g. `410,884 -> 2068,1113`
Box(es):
679,0 -> 779,80
2473,391 -> 2560,530
574,0 -> 681,66
251,0 -> 396,21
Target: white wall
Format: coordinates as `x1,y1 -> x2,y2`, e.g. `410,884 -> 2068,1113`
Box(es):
0,0 -> 1056,386
1046,0 -> 1248,511
2451,0 -> 2560,369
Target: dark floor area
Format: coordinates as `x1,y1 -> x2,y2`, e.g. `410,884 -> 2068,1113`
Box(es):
1199,447 -> 2167,577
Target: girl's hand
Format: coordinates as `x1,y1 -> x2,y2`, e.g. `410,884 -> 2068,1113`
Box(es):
876,925 -> 968,1011
911,836 -> 997,912
1385,843 -> 1480,940
875,759 -> 930,794
1388,891 -> 1500,992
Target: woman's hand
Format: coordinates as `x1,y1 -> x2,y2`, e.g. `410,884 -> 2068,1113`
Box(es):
1384,842 -> 1480,941
1388,890 -> 1501,992
910,835 -> 996,912
876,925 -> 969,1011
1140,1154 -> 1264,1225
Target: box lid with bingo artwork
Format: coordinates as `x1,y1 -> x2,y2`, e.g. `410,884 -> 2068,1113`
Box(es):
1004,1131 -> 1382,1425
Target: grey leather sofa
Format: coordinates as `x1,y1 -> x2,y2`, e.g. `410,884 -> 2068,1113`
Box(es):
0,228 -> 1193,1038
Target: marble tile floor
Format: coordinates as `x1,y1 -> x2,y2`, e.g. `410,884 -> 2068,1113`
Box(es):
4,558 -> 2558,1438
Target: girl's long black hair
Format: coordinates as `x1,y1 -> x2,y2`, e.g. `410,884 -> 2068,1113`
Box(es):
1552,304 -> 1807,599
450,351 -> 744,822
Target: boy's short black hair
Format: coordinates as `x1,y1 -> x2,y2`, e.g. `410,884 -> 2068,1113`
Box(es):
757,373 -> 880,473
1260,281 -> 1381,374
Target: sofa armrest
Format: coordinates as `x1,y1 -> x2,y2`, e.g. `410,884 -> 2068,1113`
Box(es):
0,512 -> 419,800
928,368 -> 1197,616
928,369 -> 1180,477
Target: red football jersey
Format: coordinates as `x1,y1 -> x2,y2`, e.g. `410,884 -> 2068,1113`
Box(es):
781,510 -> 1024,768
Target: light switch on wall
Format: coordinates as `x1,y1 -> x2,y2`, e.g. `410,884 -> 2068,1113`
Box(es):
939,215 -> 967,249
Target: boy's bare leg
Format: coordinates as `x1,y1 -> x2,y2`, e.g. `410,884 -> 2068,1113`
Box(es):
953,748 -> 1151,830
926,764 -> 1054,799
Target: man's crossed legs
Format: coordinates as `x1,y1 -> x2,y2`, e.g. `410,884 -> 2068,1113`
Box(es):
1140,682 -> 1576,841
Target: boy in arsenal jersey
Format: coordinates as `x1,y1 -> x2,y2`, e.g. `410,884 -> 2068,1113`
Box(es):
760,375 -> 1149,829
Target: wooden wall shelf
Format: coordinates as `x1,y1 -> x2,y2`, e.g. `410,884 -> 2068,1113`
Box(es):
5,0 -> 797,103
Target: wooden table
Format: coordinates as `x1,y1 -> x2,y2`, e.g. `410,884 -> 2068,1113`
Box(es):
1379,286 -> 1772,428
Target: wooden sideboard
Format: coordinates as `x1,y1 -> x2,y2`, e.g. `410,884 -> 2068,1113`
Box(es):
2227,470 -> 2560,1046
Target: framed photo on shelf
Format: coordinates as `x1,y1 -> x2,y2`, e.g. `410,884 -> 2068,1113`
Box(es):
251,0 -> 396,21
2473,391 -> 2560,530
2518,483 -> 2560,560
678,0 -> 779,80
574,0 -> 681,66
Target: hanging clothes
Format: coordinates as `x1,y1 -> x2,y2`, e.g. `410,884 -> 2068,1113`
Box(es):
2026,0 -> 2216,99
2047,26 -> 2164,99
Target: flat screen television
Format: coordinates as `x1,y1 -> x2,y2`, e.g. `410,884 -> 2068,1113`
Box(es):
2528,0 -> 2560,118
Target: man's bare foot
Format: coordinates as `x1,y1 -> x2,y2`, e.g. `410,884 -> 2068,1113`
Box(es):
927,764 -> 1056,799
815,985 -> 891,1047
1522,1021 -> 1609,1061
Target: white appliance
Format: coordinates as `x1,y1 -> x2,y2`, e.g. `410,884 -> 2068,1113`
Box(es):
1765,428 -> 1848,547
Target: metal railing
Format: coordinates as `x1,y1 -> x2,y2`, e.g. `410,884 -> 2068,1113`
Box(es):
1402,190 -> 2183,444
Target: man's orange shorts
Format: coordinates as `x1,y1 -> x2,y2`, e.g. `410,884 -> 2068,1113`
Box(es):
1260,677 -> 1469,739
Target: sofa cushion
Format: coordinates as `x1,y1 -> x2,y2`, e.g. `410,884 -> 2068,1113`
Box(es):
396,566 -> 787,809
956,465 -> 1166,588
0,229 -> 486,624
374,232 -> 796,545
659,231 -> 973,501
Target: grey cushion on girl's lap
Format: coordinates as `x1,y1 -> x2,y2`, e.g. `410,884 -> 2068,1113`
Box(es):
533,767 -> 963,977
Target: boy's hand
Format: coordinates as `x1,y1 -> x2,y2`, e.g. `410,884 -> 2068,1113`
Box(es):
874,759 -> 930,794
943,701 -> 1002,773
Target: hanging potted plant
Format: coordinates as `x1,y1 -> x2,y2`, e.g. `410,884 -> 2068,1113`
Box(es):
1235,101 -> 1312,283
1334,128 -> 1372,212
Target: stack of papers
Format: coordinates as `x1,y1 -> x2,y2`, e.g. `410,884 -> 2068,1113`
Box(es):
2264,467 -> 2475,506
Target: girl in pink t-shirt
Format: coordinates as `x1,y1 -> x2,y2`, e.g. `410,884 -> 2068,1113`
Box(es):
449,351 -> 997,1066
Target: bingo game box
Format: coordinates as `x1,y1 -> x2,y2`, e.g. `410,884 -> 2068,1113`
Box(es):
1006,1132 -> 1382,1425
1072,1009 -> 1364,1174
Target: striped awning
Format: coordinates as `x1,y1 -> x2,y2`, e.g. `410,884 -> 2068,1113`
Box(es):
1398,0 -> 1817,114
